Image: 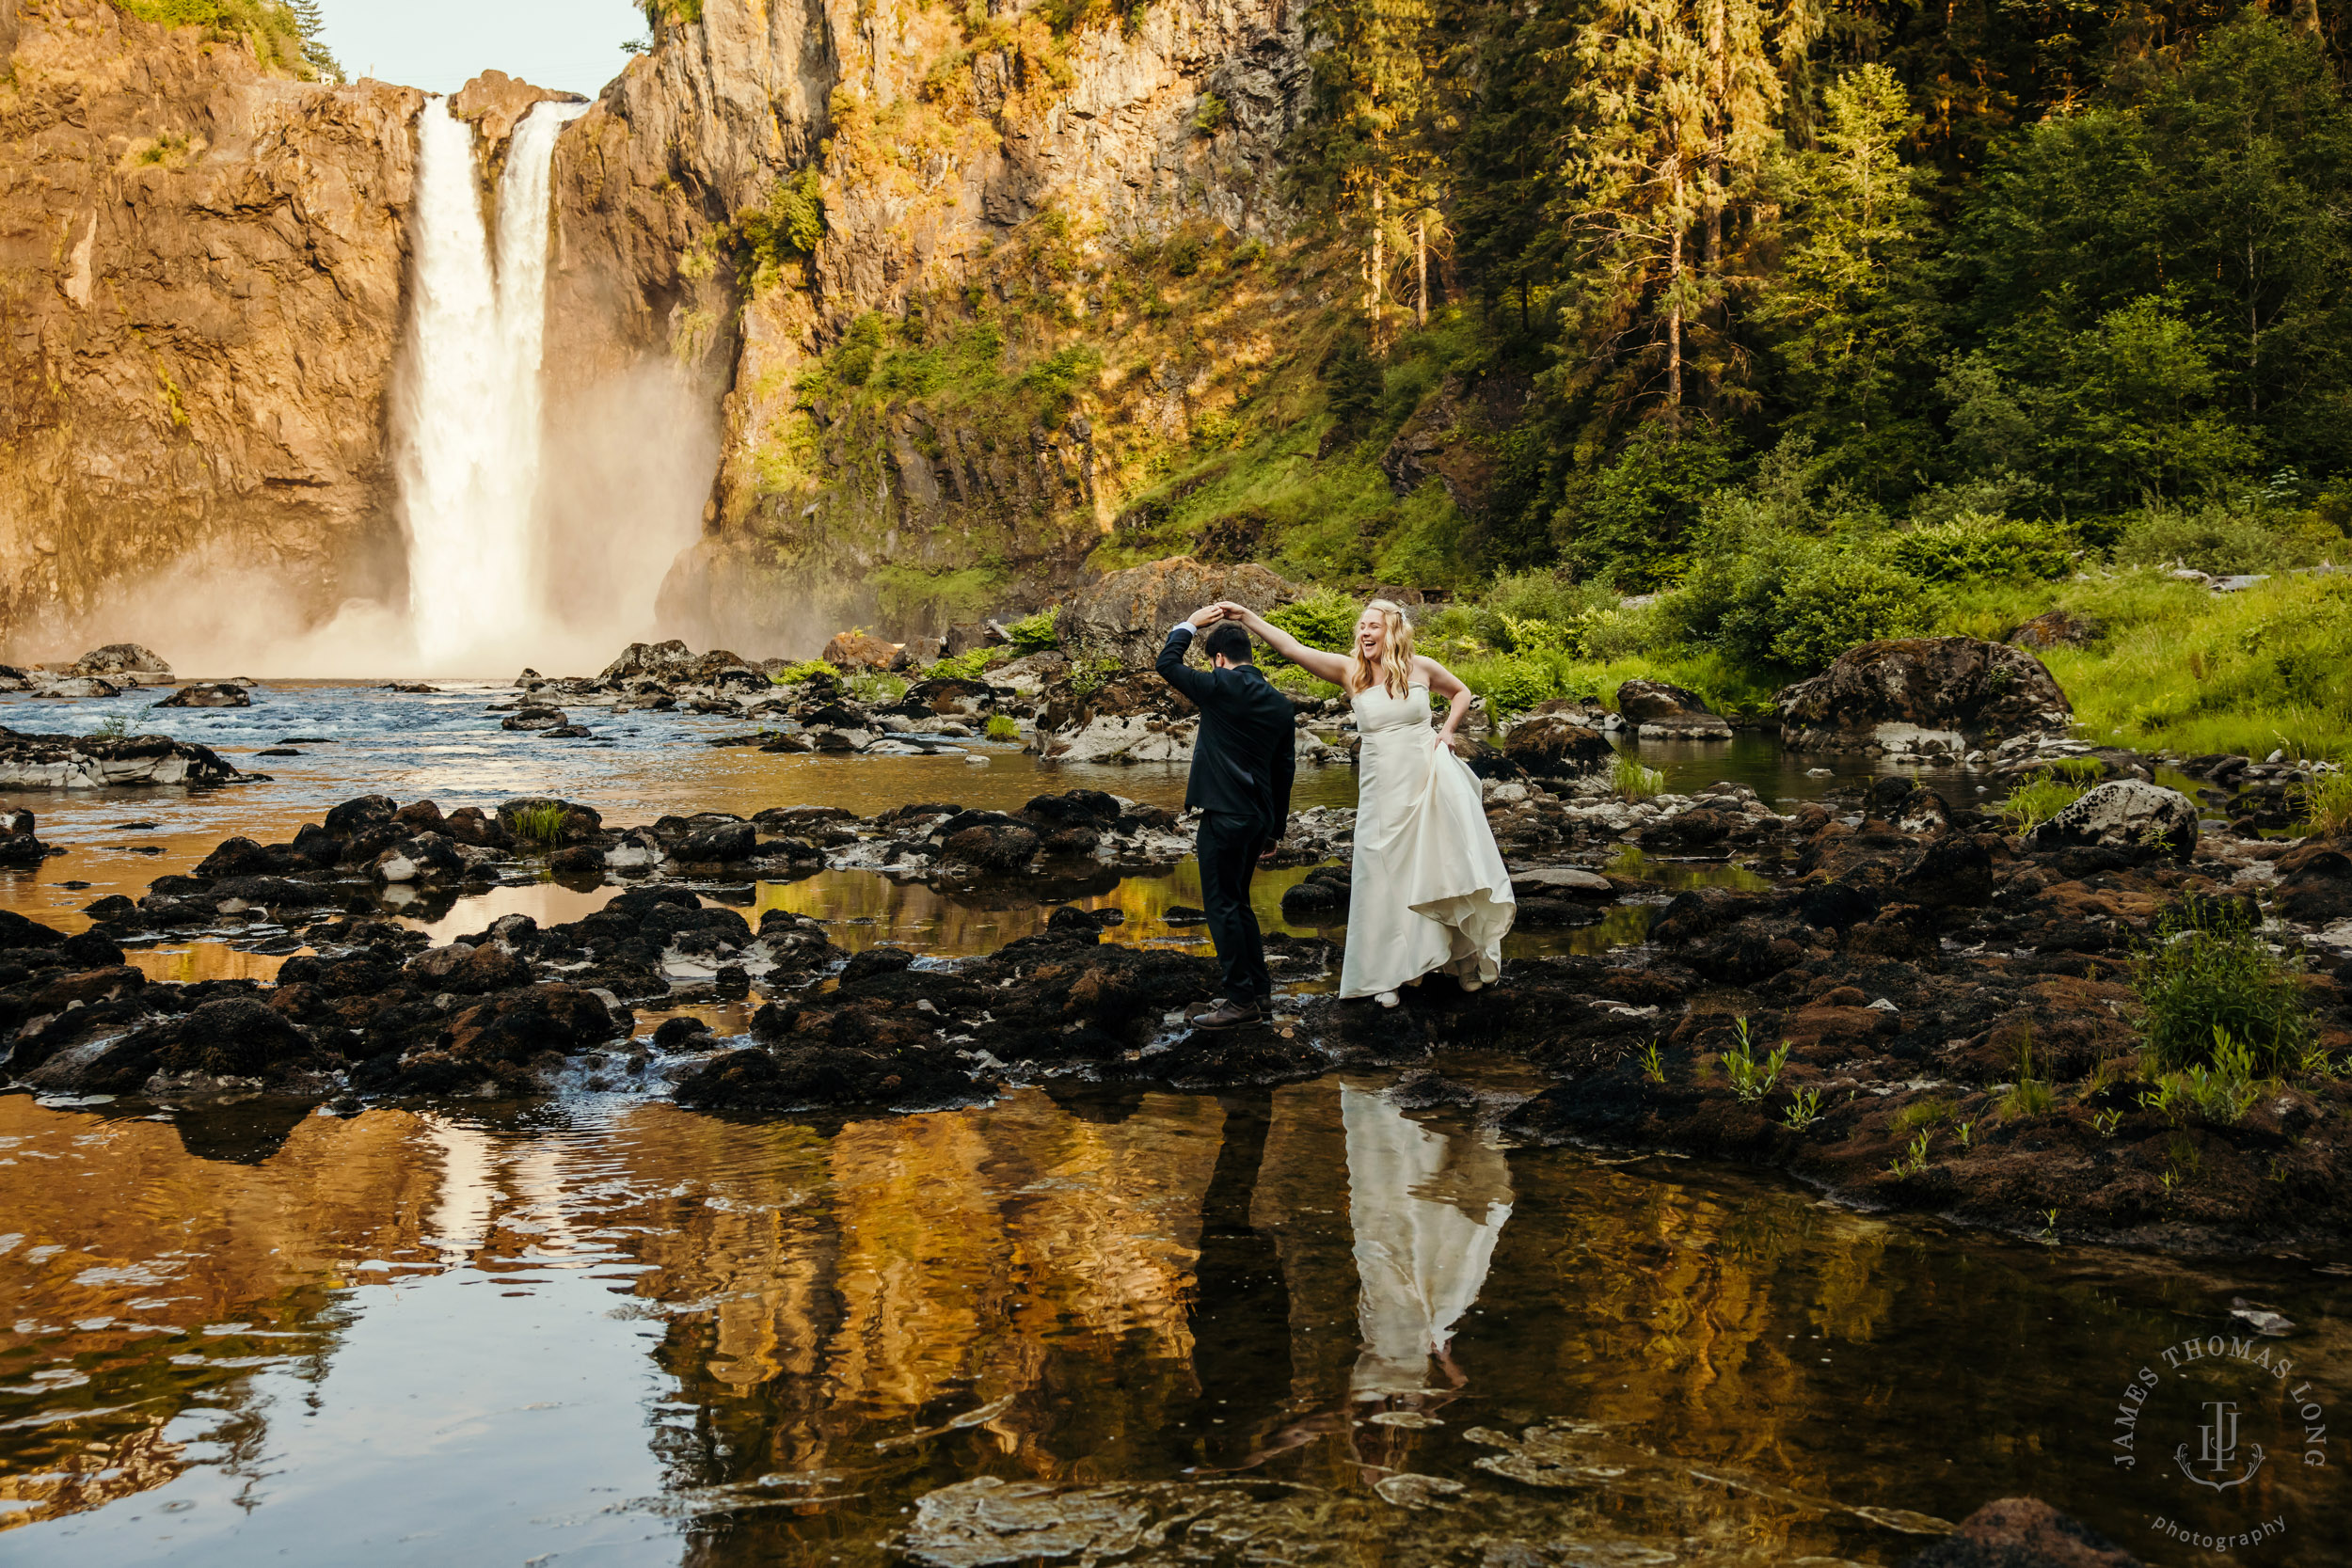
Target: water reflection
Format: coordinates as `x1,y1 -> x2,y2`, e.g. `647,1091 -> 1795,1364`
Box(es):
5,1074 -> 2347,1566
1341,1085 -> 1512,1406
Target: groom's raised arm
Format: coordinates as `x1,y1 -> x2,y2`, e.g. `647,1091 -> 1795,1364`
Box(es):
1155,618 -> 1216,705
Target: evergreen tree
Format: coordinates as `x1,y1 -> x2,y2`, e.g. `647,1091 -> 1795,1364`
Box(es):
287,0 -> 343,83
1558,0 -> 1819,427
1753,62 -> 1932,475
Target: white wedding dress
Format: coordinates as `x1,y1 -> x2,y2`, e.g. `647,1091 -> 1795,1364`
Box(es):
1338,680 -> 1516,999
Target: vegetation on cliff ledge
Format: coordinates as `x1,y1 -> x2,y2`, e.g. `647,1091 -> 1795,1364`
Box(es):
112,0 -> 341,81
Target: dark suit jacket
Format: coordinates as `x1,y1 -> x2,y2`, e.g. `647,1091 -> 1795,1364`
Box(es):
1156,627 -> 1297,843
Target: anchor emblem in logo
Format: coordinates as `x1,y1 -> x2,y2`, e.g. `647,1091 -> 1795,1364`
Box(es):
2175,1400 -> 2265,1492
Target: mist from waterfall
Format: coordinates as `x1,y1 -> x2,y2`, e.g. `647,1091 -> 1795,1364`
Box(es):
392,96 -> 589,675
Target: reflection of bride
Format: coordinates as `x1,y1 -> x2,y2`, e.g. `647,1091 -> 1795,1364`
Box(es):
1342,1085 -> 1514,1404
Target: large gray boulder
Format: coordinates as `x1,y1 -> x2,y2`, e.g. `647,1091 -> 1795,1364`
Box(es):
1056,557 -> 1298,667
74,642 -> 171,678
2026,780 -> 2199,860
0,727 -> 242,787
1778,637 -> 2072,753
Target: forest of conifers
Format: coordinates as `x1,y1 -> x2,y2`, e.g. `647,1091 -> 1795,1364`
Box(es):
1285,0 -> 2352,589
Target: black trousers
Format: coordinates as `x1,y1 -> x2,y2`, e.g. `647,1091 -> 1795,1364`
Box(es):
1196,811 -> 1271,1005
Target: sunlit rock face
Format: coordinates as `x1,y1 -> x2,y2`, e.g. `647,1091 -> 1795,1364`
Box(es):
547,0 -> 1313,655
0,0 -> 421,653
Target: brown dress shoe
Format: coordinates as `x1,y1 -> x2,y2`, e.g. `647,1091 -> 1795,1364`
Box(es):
1192,998 -> 1263,1030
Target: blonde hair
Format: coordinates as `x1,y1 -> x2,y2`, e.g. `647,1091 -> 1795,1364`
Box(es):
1349,599 -> 1418,698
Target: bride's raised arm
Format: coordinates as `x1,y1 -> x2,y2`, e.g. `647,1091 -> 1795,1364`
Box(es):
1216,601 -> 1354,689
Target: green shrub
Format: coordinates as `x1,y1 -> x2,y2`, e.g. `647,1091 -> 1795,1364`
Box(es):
1766,552 -> 1929,673
768,659 -> 835,686
928,647 -> 1009,682
1459,655 -> 1560,715
2113,501 -> 2338,574
1264,588 -> 1359,657
984,715 -> 1020,741
2132,893 -> 2316,1074
1006,610 -> 1060,653
1891,515 -> 2076,583
1995,773 -> 2088,832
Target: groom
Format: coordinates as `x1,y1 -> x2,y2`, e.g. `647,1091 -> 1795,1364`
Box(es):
1157,604 -> 1296,1030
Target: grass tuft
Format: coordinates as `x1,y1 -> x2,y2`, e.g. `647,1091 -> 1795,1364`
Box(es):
2132,893 -> 2316,1074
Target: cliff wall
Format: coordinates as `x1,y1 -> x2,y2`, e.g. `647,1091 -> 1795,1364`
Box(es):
548,0 -> 1315,653
0,0 -> 421,656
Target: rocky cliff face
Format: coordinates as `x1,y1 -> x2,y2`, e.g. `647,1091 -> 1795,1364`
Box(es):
548,0 -> 1314,653
0,0 -> 421,656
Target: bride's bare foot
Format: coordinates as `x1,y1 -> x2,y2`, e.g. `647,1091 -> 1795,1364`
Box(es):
1375,990 -> 1400,1009
1457,974 -> 1485,992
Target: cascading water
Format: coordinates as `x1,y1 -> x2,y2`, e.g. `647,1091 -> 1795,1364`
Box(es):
393,97 -> 589,673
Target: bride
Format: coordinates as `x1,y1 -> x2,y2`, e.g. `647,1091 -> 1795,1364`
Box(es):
1216,598 -> 1515,1006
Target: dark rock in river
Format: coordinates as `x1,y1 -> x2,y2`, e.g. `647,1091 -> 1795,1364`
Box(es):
1502,714 -> 1613,777
674,819 -> 757,862
1778,637 -> 2071,752
942,821 -> 1039,871
156,682 -> 251,708
1900,1498 -> 2142,1567
1614,677 -> 1732,739
501,705 -> 567,731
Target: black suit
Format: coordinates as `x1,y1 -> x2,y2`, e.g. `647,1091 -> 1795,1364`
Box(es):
1157,626 -> 1297,1005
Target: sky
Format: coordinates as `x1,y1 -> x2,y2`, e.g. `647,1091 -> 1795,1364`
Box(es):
312,0 -> 648,97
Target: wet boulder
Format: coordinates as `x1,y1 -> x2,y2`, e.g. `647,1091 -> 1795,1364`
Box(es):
1778,637 -> 2072,753
673,1034 -> 975,1111
1279,866 -> 1353,922
1502,714 -> 1614,777
1055,556 -> 1297,667
1615,678 -> 1732,739
674,819 -> 757,862
2272,836 -> 2352,925
822,630 -> 911,672
0,811 -> 49,868
404,941 -> 532,994
597,639 -> 696,685
0,726 -> 243,787
74,642 -> 171,678
442,983 -> 624,1067
193,836 -> 287,880
942,820 -> 1040,872
2026,781 -> 2199,861
326,795 -> 398,836
155,683 -> 251,708
26,996 -> 334,1094
35,675 -> 120,698
501,705 -> 566,731
370,832 -> 466,884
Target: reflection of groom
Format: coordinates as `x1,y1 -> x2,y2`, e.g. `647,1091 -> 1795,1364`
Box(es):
1157,604 -> 1295,1030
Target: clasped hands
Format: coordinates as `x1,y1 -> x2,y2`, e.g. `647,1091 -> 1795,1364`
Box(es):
1185,601 -> 1257,628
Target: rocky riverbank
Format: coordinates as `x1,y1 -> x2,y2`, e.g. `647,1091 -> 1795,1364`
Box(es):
0,693 -> 2344,1254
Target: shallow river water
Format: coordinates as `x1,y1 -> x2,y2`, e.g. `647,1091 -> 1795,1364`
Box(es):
7,683 -> 2336,1566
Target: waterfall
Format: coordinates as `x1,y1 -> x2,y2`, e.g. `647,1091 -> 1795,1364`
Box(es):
394,97 -> 589,673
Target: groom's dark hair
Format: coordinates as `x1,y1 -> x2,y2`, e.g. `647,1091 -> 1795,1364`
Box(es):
1200,622 -> 1254,665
